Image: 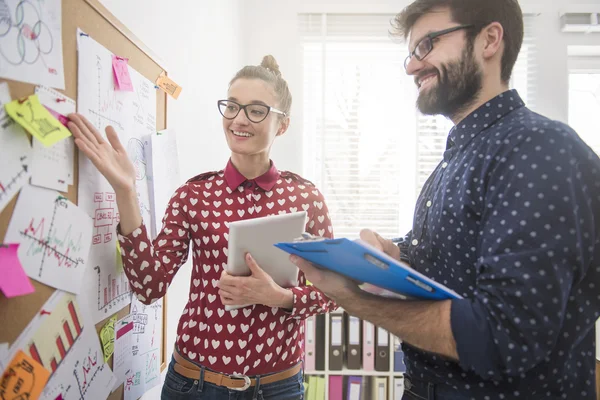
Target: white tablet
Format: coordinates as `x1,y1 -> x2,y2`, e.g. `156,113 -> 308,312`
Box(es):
225,211 -> 307,310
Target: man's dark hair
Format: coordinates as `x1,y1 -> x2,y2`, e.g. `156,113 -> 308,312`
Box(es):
392,0 -> 524,84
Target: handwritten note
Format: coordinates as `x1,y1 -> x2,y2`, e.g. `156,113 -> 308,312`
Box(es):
0,350 -> 50,400
112,56 -> 134,91
0,244 -> 35,298
155,73 -> 182,99
5,95 -> 71,147
100,315 -> 117,363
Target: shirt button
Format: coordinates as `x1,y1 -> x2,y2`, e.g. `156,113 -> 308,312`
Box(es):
442,162 -> 448,169
411,239 -> 419,246
426,201 -> 432,207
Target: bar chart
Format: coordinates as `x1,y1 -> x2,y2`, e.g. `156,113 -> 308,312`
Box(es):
26,294 -> 84,374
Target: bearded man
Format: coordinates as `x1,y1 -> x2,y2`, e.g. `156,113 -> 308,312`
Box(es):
291,1 -> 600,399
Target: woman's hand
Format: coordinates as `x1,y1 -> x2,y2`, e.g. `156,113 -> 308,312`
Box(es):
68,113 -> 136,194
218,254 -> 294,309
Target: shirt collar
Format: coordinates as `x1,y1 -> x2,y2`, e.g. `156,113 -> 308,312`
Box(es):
224,159 -> 280,192
447,89 -> 525,150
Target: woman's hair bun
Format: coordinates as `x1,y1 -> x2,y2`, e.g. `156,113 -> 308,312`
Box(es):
260,55 -> 281,77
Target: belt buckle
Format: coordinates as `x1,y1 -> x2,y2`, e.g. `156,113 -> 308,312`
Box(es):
230,374 -> 251,391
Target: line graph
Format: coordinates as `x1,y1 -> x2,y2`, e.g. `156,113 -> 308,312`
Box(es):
19,196 -> 84,277
4,185 -> 93,294
72,349 -> 107,399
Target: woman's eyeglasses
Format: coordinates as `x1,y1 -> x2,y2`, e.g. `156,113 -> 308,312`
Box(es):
404,25 -> 473,70
217,100 -> 287,123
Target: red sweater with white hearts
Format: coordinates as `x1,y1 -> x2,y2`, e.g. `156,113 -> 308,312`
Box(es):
118,160 -> 335,376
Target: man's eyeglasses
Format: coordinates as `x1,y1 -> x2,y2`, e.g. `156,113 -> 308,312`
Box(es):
404,24 -> 473,70
217,100 -> 287,123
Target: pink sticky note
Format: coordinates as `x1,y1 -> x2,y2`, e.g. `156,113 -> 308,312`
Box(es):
112,55 -> 134,91
0,244 -> 35,298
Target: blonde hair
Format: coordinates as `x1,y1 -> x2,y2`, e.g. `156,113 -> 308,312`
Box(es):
229,55 -> 292,116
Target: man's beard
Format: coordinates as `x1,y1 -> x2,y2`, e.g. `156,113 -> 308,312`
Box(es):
416,43 -> 482,120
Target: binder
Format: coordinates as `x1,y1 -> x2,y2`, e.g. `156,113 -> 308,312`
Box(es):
315,314 -> 326,370
307,376 -> 317,400
362,321 -> 375,371
315,376 -> 326,400
372,377 -> 388,400
393,377 -> 405,400
346,376 -> 363,400
393,335 -> 406,372
329,375 -> 343,400
329,313 -> 344,370
346,313 -> 362,369
305,316 -> 316,371
375,327 -> 390,371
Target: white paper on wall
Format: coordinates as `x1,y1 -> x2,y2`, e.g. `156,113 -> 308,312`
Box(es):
4,185 -> 93,294
6,291 -> 116,400
0,82 -> 32,214
76,29 -> 156,323
0,0 -> 65,89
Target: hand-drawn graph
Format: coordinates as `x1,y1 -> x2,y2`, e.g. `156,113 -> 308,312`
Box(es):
8,292 -> 115,400
123,297 -> 163,400
0,0 -> 65,88
95,264 -> 131,314
72,349 -> 107,399
4,185 -> 93,294
25,295 -> 84,375
77,30 -> 156,324
0,82 -> 32,213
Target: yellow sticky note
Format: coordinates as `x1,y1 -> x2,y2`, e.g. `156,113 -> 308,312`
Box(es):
0,350 -> 51,400
100,315 -> 117,363
5,95 -> 72,147
155,73 -> 182,99
116,241 -> 124,273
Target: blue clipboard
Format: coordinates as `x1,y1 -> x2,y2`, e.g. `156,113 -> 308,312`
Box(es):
274,238 -> 462,300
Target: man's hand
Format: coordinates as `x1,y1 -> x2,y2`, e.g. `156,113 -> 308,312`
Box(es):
218,253 -> 293,309
289,255 -> 359,302
359,229 -> 401,261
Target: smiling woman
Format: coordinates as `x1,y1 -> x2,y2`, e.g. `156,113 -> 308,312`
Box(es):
68,55 -> 336,400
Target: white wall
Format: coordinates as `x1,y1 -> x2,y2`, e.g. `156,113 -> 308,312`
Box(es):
98,1 -> 243,397
240,0 -> 600,175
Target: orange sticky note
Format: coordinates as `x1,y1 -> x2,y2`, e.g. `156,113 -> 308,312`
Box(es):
0,350 -> 51,400
155,73 -> 182,99
112,55 -> 134,91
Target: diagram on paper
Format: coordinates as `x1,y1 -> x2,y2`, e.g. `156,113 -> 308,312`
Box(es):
77,30 -> 156,323
95,264 -> 131,314
6,291 -> 116,400
0,82 -> 32,214
25,294 -> 84,375
0,0 -> 65,88
4,185 -> 93,294
123,297 -> 162,400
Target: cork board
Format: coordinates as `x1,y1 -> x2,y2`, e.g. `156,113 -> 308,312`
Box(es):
0,0 -> 168,398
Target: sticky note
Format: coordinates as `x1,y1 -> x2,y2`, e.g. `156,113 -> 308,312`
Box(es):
0,244 -> 35,298
0,350 -> 50,400
100,315 -> 117,363
116,241 -> 124,274
112,55 -> 134,91
5,95 -> 72,147
155,73 -> 182,99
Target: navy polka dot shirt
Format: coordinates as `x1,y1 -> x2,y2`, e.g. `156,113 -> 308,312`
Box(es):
400,90 -> 600,399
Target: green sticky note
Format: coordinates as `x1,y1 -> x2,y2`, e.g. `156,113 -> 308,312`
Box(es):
100,315 -> 117,363
5,95 -> 72,147
116,241 -> 124,273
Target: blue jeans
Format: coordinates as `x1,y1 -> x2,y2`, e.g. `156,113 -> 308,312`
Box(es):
161,358 -> 304,400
